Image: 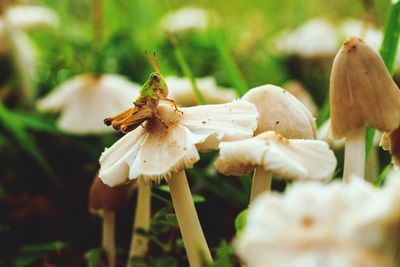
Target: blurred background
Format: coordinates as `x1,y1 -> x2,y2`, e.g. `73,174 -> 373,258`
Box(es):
0,0 -> 395,266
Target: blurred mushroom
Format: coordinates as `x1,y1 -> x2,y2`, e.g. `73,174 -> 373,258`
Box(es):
161,7 -> 209,33
214,131 -> 337,199
165,76 -> 237,106
276,18 -> 338,58
36,74 -> 140,134
242,85 -> 316,202
330,37 -> 400,183
99,100 -> 258,267
236,177 -> 400,267
0,4 -> 58,104
89,176 -> 134,267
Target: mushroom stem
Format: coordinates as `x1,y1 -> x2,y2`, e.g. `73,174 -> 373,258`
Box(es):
102,210 -> 116,267
343,128 -> 366,183
249,167 -> 272,203
169,170 -> 212,267
128,182 -> 151,267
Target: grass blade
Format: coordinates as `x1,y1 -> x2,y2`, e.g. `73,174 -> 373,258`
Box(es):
169,34 -> 207,105
211,28 -> 248,96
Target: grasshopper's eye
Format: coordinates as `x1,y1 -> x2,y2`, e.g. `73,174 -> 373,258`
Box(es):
152,74 -> 161,83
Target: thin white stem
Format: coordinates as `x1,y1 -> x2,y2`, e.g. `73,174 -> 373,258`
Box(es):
128,182 -> 151,267
169,171 -> 212,267
249,167 -> 272,203
102,210 -> 116,267
343,127 -> 366,183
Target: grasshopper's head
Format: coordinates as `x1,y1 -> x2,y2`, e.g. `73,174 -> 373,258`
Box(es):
149,72 -> 168,98
145,51 -> 169,98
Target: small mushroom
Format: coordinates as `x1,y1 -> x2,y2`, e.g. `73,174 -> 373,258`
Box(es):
214,131 -> 337,201
99,100 -> 258,267
242,85 -> 317,202
37,74 -> 140,134
165,76 -> 237,106
330,37 -> 400,182
0,3 -> 58,103
89,176 -> 133,267
275,18 -> 338,58
161,7 -> 209,33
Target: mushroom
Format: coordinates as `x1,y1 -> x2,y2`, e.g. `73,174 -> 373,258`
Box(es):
275,18 -> 338,58
0,3 -> 58,103
235,177 -> 400,267
161,7 -> 209,34
165,76 -> 237,106
98,100 -> 258,267
36,74 -> 140,134
89,176 -> 133,267
242,85 -> 317,202
214,131 -> 337,202
329,37 -> 400,183
37,73 -> 141,264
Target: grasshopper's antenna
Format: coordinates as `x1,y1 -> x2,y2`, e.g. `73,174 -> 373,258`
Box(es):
153,52 -> 161,73
145,50 -> 160,73
145,50 -> 157,72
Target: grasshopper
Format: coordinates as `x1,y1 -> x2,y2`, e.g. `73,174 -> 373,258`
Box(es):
104,52 -> 181,133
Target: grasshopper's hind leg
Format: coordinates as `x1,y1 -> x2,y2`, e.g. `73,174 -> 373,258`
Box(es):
162,98 -> 183,114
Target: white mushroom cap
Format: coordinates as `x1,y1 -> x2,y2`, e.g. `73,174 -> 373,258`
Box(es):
99,100 -> 258,186
165,76 -> 237,106
0,4 -> 58,102
36,74 -> 140,135
5,5 -> 58,30
161,7 -> 209,33
243,84 -> 316,139
330,37 -> 400,139
214,131 -> 337,182
276,18 -> 338,58
236,177 -> 400,267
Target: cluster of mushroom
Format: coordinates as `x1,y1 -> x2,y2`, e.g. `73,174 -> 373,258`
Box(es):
96,71 -> 338,266
235,37 -> 400,267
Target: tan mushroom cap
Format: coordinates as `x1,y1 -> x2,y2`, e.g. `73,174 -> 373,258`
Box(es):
214,131 -> 337,182
89,176 -> 133,213
243,84 -> 316,139
330,37 -> 400,139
